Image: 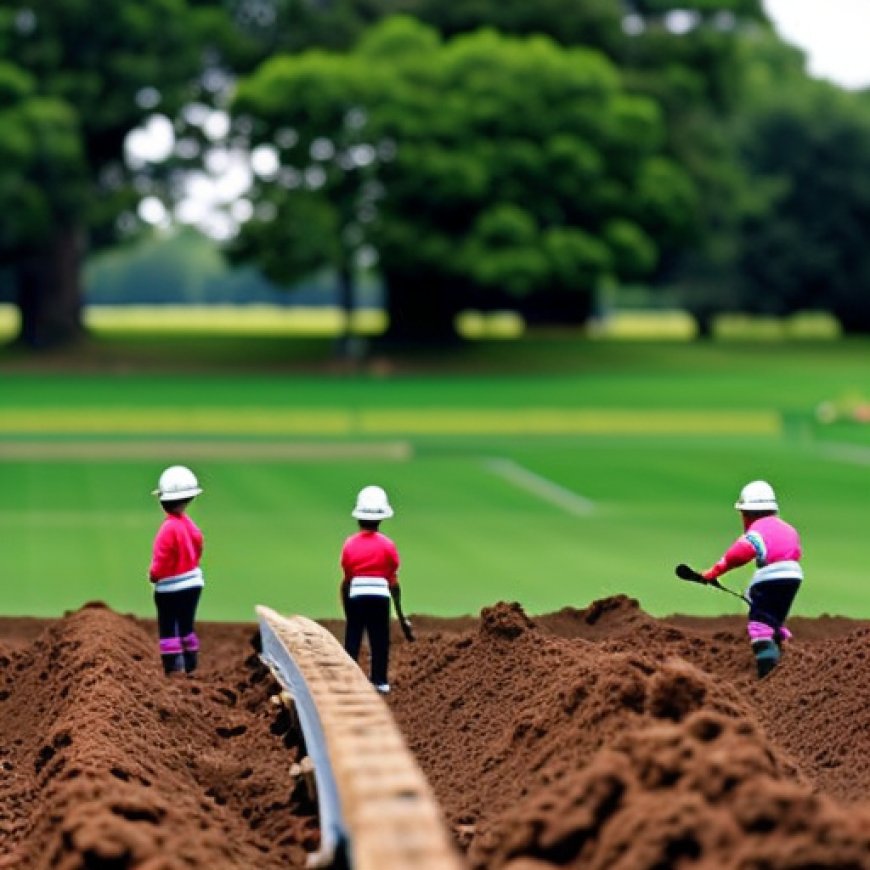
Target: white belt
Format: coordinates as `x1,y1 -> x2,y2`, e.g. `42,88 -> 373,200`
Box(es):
750,561 -> 803,586
349,577 -> 391,598
153,568 -> 204,593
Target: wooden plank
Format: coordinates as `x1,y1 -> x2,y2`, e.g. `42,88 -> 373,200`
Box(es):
257,606 -> 466,870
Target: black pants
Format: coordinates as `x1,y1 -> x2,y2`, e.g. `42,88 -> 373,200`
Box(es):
748,578 -> 801,632
344,595 -> 391,686
154,586 -> 202,673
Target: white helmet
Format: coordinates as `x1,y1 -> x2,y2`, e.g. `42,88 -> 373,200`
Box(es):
153,465 -> 203,501
352,485 -> 394,520
734,479 -> 778,512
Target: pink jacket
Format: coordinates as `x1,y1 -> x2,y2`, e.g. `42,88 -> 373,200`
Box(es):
341,530 -> 400,587
704,515 -> 801,581
150,513 -> 203,582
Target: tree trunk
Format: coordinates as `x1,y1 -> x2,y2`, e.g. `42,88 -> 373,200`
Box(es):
832,294 -> 870,334
691,306 -> 716,339
382,271 -> 462,347
15,225 -> 86,349
334,263 -> 370,361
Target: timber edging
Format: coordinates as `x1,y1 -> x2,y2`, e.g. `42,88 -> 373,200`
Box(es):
256,605 -> 466,870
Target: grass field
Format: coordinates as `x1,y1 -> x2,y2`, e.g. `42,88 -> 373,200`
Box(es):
1,338 -> 868,621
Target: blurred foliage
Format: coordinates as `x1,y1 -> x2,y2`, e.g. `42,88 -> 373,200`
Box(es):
84,228 -> 377,306
234,17 -> 696,340
736,79 -> 870,332
3,0 -> 870,350
0,62 -> 86,251
86,229 -> 226,305
2,2 -> 200,154
0,0 -> 205,346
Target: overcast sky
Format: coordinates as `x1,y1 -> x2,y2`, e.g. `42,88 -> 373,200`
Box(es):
763,0 -> 870,89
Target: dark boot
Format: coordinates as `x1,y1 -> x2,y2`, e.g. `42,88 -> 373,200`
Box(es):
161,653 -> 184,675
183,650 -> 198,673
752,639 -> 780,678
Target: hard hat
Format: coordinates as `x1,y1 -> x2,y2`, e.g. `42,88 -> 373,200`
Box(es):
153,465 -> 203,501
734,480 -> 778,512
352,485 -> 394,520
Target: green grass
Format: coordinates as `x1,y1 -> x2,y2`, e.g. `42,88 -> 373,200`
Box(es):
2,334 -> 868,406
1,338 -> 868,620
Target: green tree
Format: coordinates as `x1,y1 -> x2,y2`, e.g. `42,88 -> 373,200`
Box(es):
190,0 -> 388,59
615,1 -> 778,330
230,47 -> 391,351
396,0 -> 778,329
223,0 -> 775,332
233,17 -> 697,341
737,82 -> 870,331
0,60 -> 87,345
0,1 -> 203,347
397,0 -> 626,53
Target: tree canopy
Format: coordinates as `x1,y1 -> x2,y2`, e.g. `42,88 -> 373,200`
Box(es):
0,61 -> 85,254
737,80 -> 870,332
233,17 -> 697,339
0,0 -> 204,345
4,0 -> 870,348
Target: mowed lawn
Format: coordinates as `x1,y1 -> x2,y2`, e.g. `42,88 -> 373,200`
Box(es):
1,339 -> 868,620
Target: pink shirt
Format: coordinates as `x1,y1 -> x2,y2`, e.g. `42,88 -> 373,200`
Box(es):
705,515 -> 801,580
150,513 -> 203,581
341,530 -> 400,587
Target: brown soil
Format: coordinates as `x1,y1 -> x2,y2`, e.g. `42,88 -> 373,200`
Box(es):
0,604 -> 318,869
2,596 -> 870,868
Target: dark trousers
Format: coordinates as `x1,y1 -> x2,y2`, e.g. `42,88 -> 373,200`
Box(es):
748,578 -> 801,633
747,578 -> 800,678
344,595 -> 391,686
154,586 -> 202,674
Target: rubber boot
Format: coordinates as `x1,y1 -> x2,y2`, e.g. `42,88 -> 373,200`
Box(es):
162,653 -> 185,675
183,650 -> 198,673
751,639 -> 781,678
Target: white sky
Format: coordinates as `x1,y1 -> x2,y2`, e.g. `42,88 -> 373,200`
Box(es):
764,0 -> 870,89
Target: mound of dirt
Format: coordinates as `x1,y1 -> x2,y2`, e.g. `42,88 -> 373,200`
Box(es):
0,604 -> 316,869
2,596 -> 870,868
469,711 -> 870,870
390,601 -> 794,853
388,598 -> 870,865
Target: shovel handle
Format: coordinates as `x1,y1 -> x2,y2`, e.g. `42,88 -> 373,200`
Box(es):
675,563 -> 706,584
676,564 -> 750,606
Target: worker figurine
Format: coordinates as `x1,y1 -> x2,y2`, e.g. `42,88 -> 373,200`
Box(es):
149,465 -> 205,676
702,480 -> 802,677
340,485 -> 414,694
